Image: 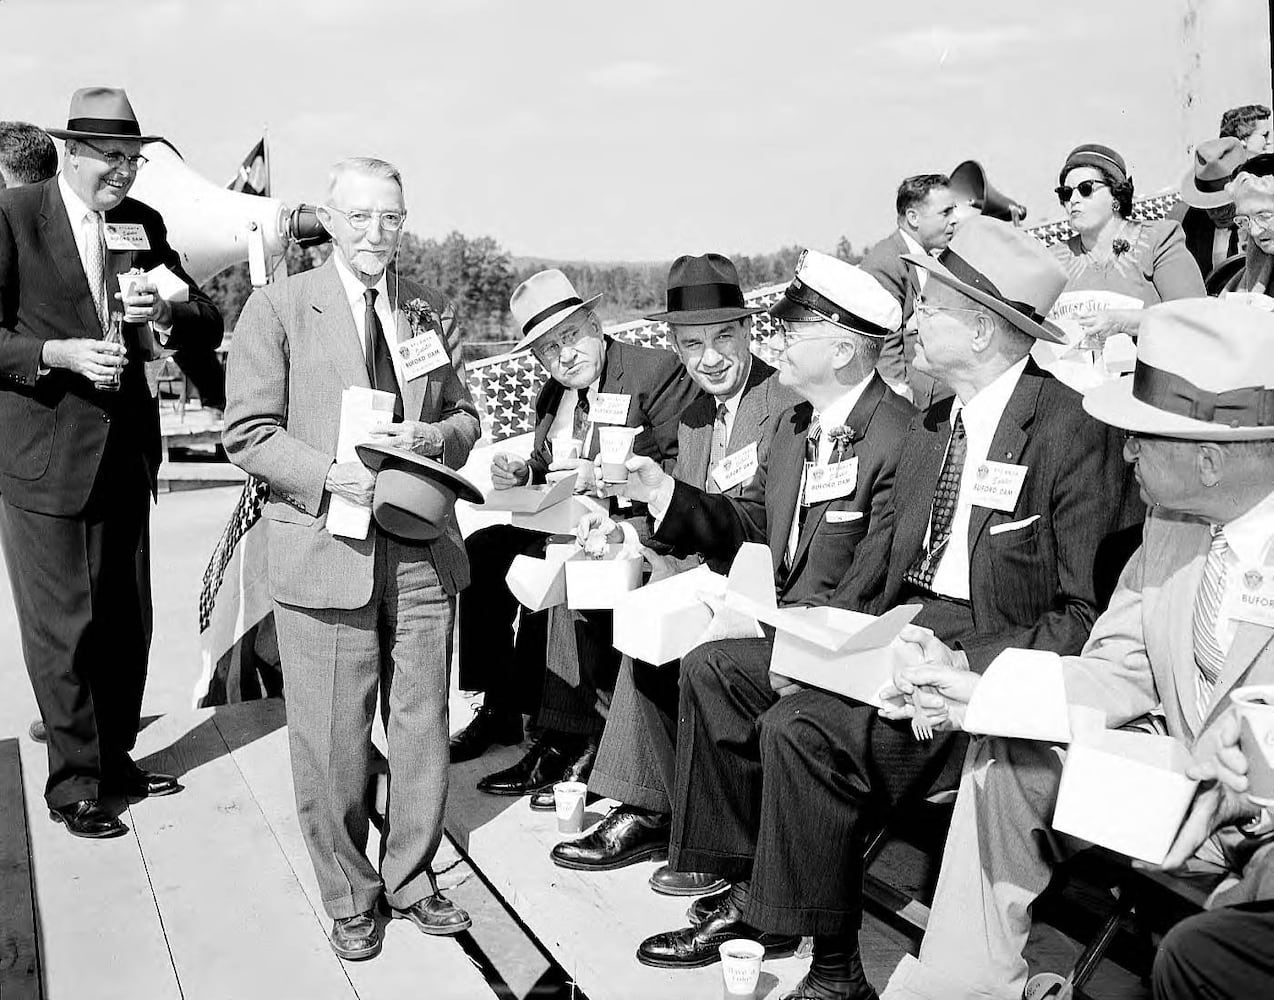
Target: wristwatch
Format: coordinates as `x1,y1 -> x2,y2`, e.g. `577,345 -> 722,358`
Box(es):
1239,807 -> 1274,838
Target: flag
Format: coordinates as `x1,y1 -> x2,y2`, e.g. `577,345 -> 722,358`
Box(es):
228,137 -> 269,197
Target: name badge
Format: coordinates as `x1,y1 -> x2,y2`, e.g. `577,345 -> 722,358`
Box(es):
103,223 -> 150,251
1225,565 -> 1274,628
803,457 -> 858,505
968,460 -> 1028,512
711,442 -> 759,492
396,330 -> 449,381
589,392 -> 631,425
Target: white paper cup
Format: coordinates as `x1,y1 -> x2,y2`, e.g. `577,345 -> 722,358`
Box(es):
553,780 -> 588,833
118,271 -> 147,299
597,426 -> 640,483
1231,685 -> 1274,805
718,938 -> 764,997
551,436 -> 581,464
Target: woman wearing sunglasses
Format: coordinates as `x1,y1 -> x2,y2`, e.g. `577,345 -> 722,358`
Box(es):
1050,143 -> 1204,345
1222,153 -> 1274,296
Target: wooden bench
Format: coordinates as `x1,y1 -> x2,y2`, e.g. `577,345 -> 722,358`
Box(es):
0,738 -> 41,1000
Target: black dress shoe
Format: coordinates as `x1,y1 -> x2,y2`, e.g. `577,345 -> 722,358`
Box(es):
551,806 -> 669,870
477,732 -> 577,796
28,719 -> 47,743
390,893 -> 472,936
450,705 -> 523,764
649,864 -> 728,897
528,736 -> 601,810
330,911 -> 382,961
687,885 -> 732,924
636,897 -> 799,969
110,766 -> 182,798
49,799 -> 128,839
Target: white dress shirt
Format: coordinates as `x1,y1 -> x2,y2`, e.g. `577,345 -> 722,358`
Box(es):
332,254 -> 409,388
1214,486 -> 1274,651
926,357 -> 1029,600
898,228 -> 930,294
546,378 -> 604,455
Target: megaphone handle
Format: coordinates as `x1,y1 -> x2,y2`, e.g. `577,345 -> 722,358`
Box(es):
248,223 -> 268,287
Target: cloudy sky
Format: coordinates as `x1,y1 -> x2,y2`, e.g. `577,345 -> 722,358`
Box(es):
2,0 -> 1268,260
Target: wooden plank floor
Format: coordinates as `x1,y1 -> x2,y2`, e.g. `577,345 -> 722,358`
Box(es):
0,739 -> 40,1000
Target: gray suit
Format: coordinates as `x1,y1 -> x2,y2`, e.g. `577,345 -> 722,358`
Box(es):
223,258 -> 480,919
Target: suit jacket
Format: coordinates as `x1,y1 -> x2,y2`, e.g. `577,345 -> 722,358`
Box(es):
656,372 -> 917,605
1177,205 -> 1241,284
0,177 -> 223,514
835,360 -> 1141,671
222,258 -> 480,609
525,337 -> 700,484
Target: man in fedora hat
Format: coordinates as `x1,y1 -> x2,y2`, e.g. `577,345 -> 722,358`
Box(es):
224,155 -> 480,960
542,252 -> 801,889
451,269 -> 699,788
0,87 -> 222,837
634,218 -> 1138,999
1171,136 -> 1248,283
879,297 -> 1274,1000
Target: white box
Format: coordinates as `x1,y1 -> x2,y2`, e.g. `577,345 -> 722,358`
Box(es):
1053,730 -> 1197,865
962,649 -> 1073,744
565,544 -> 643,610
612,564 -> 728,664
505,547 -> 573,612
483,473 -> 577,515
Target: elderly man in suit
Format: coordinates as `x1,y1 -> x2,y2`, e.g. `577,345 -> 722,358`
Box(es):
881,298 -> 1274,1000
0,88 -> 222,838
861,174 -> 958,409
223,156 -> 480,961
451,269 -> 699,789
635,219 -> 1139,999
543,253 -> 801,889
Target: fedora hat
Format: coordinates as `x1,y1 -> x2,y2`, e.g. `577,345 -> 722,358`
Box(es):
510,270 -> 602,354
355,443 -> 483,542
47,87 -> 162,144
902,215 -> 1068,343
1083,298 -> 1274,441
1181,137 -> 1247,209
769,249 -> 901,336
644,253 -> 765,325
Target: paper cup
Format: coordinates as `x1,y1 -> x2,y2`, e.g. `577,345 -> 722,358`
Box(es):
118,271 -> 147,299
718,938 -> 764,997
597,426 -> 639,483
553,780 -> 587,833
1231,685 -> 1274,805
551,436 -> 581,464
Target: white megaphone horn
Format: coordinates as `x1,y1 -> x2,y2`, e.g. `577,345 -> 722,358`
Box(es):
129,140 -> 328,286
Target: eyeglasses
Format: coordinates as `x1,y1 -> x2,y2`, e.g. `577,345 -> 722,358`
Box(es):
1054,179 -> 1109,205
913,302 -> 982,323
768,326 -> 853,352
76,138 -> 147,171
534,323 -> 593,363
1235,211 -> 1274,233
323,206 -> 407,232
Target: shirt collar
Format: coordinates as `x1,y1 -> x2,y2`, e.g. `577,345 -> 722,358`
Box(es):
57,172 -> 96,225
333,252 -> 390,312
898,228 -> 931,258
1221,488 -> 1274,565
814,372 -> 873,433
950,356 -> 1028,431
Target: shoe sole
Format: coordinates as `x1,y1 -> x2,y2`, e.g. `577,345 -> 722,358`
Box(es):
475,784 -> 543,797
649,877 -> 728,897
48,811 -> 127,839
391,908 -> 474,936
551,845 -> 667,872
635,938 -> 798,970
331,939 -> 382,961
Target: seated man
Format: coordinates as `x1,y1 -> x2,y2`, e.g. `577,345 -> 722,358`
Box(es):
636,217 -> 1140,1000
880,297 -> 1274,1000
551,252 -> 912,892
1173,137 -> 1247,284
452,269 -> 699,793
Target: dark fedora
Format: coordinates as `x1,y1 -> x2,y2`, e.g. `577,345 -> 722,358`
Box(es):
355,443 -> 483,542
644,253 -> 765,325
48,87 -> 163,144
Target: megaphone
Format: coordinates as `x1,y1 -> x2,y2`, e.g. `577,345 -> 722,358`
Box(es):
129,140 -> 328,286
949,160 -> 1027,225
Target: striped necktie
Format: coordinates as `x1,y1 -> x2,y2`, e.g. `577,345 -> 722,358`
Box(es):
707,402 -> 729,494
1192,525 -> 1231,724
903,411 -> 967,591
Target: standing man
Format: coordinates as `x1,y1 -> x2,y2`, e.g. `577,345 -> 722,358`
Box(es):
861,174 -> 958,408
0,88 -> 222,837
223,156 -> 480,961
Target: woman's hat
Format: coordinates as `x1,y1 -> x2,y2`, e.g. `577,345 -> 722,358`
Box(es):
644,253 -> 765,325
1083,298 -> 1274,441
510,270 -> 602,354
47,87 -> 163,144
1181,137 -> 1247,209
355,443 -> 483,542
1059,143 -> 1128,187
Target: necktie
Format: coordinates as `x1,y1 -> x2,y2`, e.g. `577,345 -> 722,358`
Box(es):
85,211 -> 107,332
706,402 -> 730,493
903,411 -> 967,592
785,416 -> 823,570
364,288 -> 403,421
1192,526 -> 1231,724
573,389 -> 595,458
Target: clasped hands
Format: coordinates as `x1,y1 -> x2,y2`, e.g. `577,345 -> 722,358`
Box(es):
876,624 -> 979,732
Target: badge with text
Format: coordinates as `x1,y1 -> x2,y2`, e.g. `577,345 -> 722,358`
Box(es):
103,223 -> 150,251
711,442 -> 759,492
589,392 -> 632,425
396,329 -> 450,381
968,460 -> 1028,512
802,457 -> 859,505
1225,565 -> 1274,628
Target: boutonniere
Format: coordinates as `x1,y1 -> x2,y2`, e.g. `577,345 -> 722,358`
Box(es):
402,297 -> 438,334
1111,238 -> 1131,257
827,424 -> 854,460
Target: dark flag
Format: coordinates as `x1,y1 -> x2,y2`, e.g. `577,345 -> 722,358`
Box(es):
228,137 -> 269,196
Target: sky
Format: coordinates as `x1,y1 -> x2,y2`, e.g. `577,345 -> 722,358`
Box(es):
2,0 -> 1270,261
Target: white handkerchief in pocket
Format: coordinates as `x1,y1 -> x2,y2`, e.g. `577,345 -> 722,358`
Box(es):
990,513 -> 1040,536
825,510 -> 864,524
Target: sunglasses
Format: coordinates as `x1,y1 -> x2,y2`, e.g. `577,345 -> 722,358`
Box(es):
1054,179 -> 1110,205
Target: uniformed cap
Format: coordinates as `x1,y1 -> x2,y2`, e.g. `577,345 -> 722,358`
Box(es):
768,249 -> 902,337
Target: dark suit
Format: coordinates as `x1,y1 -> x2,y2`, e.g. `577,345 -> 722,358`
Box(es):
458,336 -> 700,717
0,177 -> 222,807
1176,205 -> 1241,286
669,360 -> 1142,938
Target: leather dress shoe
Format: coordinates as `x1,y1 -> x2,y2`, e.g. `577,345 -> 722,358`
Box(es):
636,897 -> 799,969
330,911 -> 382,961
110,766 -> 182,798
528,736 -> 600,810
687,885 -> 732,925
29,719 -> 47,743
649,864 -> 728,897
390,893 -> 472,936
49,799 -> 127,839
450,705 -> 523,764
781,972 -> 879,1000
551,806 -> 669,870
477,732 -> 578,796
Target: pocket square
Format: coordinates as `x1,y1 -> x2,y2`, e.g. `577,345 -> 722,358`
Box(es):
990,514 -> 1041,536
826,510 -> 864,524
